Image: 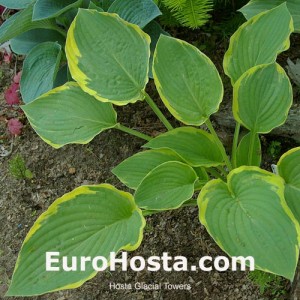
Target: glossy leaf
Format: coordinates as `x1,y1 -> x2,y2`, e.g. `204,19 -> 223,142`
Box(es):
66,10 -> 150,105
223,3 -> 293,84
236,132 -> 261,167
0,3 -> 58,44
112,149 -> 183,189
22,82 -> 117,148
7,184 -> 145,296
135,161 -> 197,210
0,0 -> 32,9
153,35 -> 223,126
10,29 -> 65,55
198,167 -> 300,280
108,0 -> 161,28
278,147 -> 300,224
33,0 -> 82,21
20,42 -> 62,103
233,63 -> 292,134
144,127 -> 224,167
240,0 -> 300,33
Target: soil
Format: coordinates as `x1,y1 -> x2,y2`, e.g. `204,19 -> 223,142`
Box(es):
1,14 -> 299,300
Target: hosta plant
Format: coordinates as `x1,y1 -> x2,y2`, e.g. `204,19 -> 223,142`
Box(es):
6,3 -> 300,296
0,0 -> 163,103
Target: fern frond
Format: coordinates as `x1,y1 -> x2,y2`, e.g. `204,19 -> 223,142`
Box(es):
162,0 -> 186,11
173,0 -> 213,29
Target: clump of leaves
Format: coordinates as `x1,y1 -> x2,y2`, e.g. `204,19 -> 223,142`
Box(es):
267,141 -> 282,159
9,154 -> 33,180
287,58 -> 300,88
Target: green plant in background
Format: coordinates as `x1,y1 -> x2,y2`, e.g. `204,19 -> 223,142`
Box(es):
268,141 -> 282,160
0,0 -> 163,102
8,154 -> 33,180
248,270 -> 286,296
4,3 -> 300,297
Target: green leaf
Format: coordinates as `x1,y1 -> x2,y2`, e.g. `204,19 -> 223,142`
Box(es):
98,0 -> 115,11
10,29 -> 65,55
33,0 -> 83,21
144,127 -> 224,167
54,65 -> 69,88
233,63 -> 292,134
22,82 -> 117,149
143,21 -> 169,78
0,3 -> 59,44
236,132 -> 261,167
135,161 -> 197,210
223,3 -> 293,84
278,147 -> 300,224
112,149 -> 183,189
153,35 -> 223,126
198,166 -> 300,280
20,42 -> 62,104
66,10 -> 150,106
0,0 -> 33,9
108,0 -> 161,28
6,184 -> 145,296
240,0 -> 300,33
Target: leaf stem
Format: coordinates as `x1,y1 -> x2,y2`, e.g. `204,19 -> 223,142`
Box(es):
205,119 -> 232,171
115,124 -> 152,141
143,92 -> 173,131
248,130 -> 256,166
51,25 -> 67,38
207,167 -> 226,181
231,123 -> 240,169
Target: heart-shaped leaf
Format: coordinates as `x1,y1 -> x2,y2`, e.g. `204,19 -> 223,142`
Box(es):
144,127 -> 224,167
135,161 -> 197,210
198,166 -> 300,280
6,184 -> 145,296
66,10 -> 150,105
22,82 -> 117,148
233,63 -> 292,133
153,35 -> 223,126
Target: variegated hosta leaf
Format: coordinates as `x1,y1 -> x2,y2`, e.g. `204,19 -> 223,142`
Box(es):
6,184 -> 145,296
22,82 -> 117,148
278,147 -> 300,223
198,167 -> 300,280
135,161 -> 197,210
224,3 -> 293,84
144,127 -> 224,167
153,35 -> 223,126
240,0 -> 300,33
233,63 -> 292,134
112,149 -> 183,189
66,10 -> 150,105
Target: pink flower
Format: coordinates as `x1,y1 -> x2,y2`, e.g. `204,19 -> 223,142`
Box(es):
4,82 -> 20,105
7,118 -> 23,136
3,51 -> 12,63
13,71 -> 22,84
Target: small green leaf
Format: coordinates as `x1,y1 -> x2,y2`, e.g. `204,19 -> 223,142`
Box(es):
153,35 -> 223,126
7,184 -> 145,296
144,127 -> 224,167
233,63 -> 292,134
240,0 -> 300,33
0,3 -> 58,44
32,0 -> 82,21
224,3 -> 293,84
0,0 -> 32,9
108,0 -> 161,28
22,82 -> 117,148
112,149 -> 183,189
66,10 -> 150,105
198,166 -> 300,280
10,29 -> 65,55
278,147 -> 300,224
135,161 -> 197,210
20,42 -> 62,103
236,132 -> 261,167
